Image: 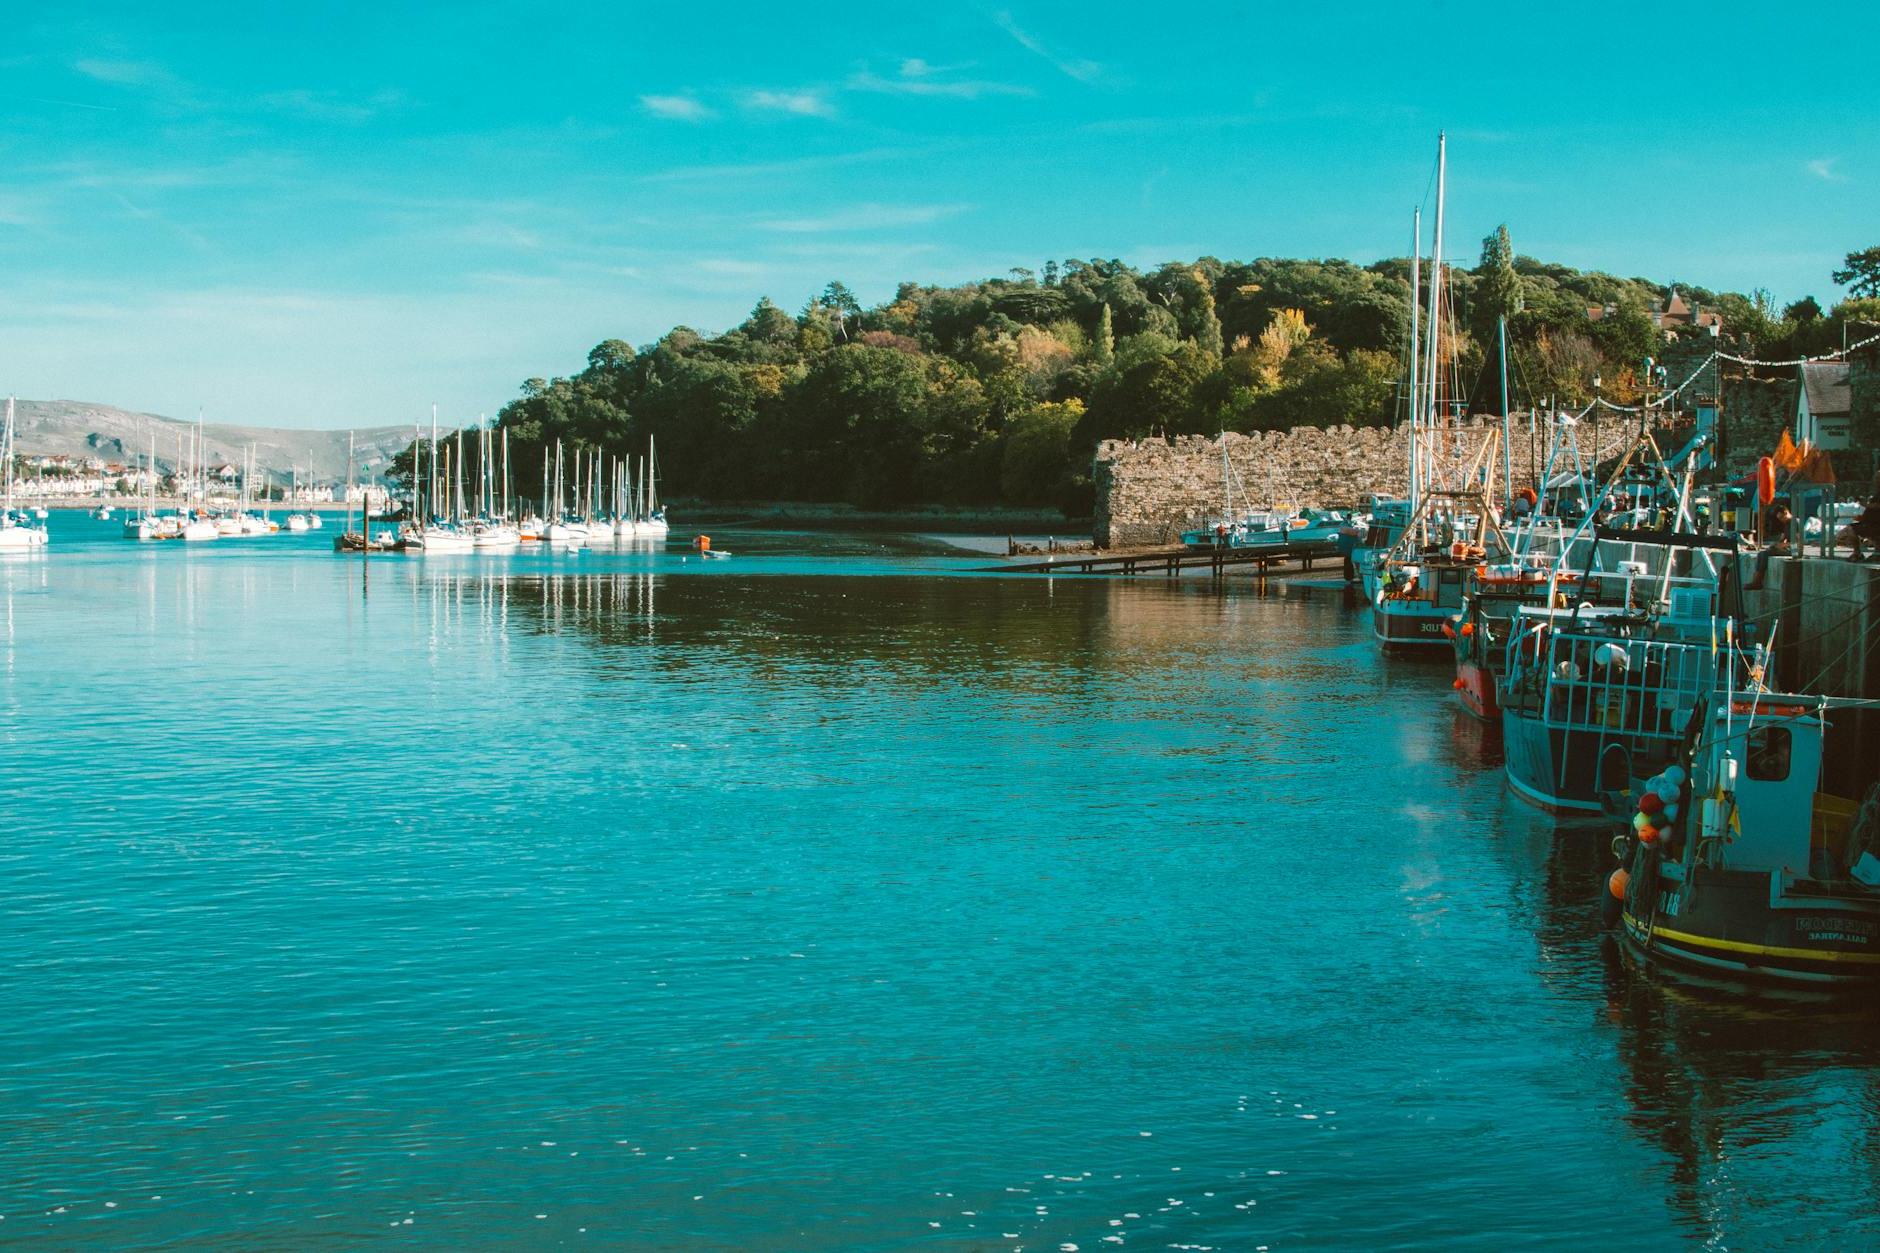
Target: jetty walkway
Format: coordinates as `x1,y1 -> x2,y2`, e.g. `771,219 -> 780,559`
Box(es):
978,542 -> 1339,578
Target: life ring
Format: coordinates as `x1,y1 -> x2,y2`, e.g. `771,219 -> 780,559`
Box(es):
1756,456 -> 1776,506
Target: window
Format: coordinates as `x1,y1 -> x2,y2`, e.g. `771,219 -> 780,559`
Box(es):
1747,726 -> 1791,781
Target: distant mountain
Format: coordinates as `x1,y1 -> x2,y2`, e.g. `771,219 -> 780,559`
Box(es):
7,399 -> 429,483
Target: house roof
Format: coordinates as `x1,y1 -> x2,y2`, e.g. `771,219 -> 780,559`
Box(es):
1801,362 -> 1852,417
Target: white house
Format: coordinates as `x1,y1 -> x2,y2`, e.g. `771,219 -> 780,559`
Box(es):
1796,362 -> 1852,451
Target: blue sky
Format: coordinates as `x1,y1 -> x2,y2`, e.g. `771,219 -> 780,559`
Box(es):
3,2 -> 1875,428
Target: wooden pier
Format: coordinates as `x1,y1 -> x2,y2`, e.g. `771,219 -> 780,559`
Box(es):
979,541 -> 1340,578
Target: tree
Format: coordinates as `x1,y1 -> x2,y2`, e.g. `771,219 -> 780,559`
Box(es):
1784,295 -> 1823,323
1832,246 -> 1880,299
820,281 -> 863,342
1474,225 -> 1523,345
1001,400 -> 1083,507
1094,303 -> 1115,366
1194,278 -> 1225,358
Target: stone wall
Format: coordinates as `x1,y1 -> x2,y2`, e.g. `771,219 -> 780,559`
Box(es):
1092,419 -> 1658,549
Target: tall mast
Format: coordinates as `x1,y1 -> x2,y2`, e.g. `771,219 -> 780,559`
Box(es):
1407,206 -> 1422,513
1422,132 -> 1447,488
1498,314 -> 1513,509
3,397 -> 13,518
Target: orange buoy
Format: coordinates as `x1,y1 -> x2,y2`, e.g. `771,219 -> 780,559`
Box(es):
1452,677 -> 1465,690
1608,868 -> 1630,900
1459,622 -> 1475,638
694,534 -> 711,551
1756,456 -> 1776,506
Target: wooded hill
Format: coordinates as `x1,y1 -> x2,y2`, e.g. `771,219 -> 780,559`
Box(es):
479,237 -> 1880,515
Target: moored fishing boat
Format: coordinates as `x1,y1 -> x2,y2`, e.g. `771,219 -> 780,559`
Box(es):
1609,691 -> 1880,987
1498,524 -> 1740,813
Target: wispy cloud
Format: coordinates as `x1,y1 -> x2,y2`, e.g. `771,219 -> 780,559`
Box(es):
697,258 -> 772,277
255,88 -> 401,124
992,12 -> 1103,84
641,93 -> 715,122
848,59 -> 1033,100
757,202 -> 971,233
745,89 -> 835,118
72,57 -> 178,88
639,144 -> 945,184
1806,157 -> 1846,182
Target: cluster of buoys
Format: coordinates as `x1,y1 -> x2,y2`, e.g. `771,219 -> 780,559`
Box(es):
1631,766 -> 1685,849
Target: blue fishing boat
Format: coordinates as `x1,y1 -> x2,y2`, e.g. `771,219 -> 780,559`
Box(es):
1610,690 -> 1880,987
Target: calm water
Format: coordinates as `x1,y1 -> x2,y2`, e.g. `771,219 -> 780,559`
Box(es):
3,515 -> 1877,1250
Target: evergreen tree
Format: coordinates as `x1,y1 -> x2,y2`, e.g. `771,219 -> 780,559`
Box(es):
1195,276 -> 1224,359
1475,224 -> 1523,342
1095,303 -> 1115,366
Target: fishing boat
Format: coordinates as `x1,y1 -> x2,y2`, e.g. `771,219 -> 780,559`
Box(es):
1498,518 -> 1739,814
1447,410 -> 1605,719
0,398 -> 50,551
1372,423 -> 1512,651
1609,691 -> 1880,987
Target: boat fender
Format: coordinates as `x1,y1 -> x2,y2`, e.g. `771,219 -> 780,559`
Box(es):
1756,456 -> 1776,506
1600,875 -> 1626,929
1608,868 -> 1630,900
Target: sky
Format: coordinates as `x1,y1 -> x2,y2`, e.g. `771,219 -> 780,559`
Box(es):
3,2 -> 1875,429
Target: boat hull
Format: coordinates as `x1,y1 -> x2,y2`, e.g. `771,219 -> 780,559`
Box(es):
1500,708 -> 1606,813
1372,602 -> 1452,651
1621,870 -> 1880,986
1454,659 -> 1498,721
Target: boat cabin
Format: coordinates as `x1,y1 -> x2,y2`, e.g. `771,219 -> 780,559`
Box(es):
1699,698 -> 1862,879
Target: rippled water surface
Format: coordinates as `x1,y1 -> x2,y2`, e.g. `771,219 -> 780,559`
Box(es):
4,516 -> 1877,1250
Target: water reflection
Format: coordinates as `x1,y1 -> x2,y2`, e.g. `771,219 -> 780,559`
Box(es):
3,538 -> 1878,1248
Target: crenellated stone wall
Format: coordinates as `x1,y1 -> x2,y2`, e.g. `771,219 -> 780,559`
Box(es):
1092,419 -> 1656,549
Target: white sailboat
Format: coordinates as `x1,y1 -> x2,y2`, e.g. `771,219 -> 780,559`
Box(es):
0,397 -> 50,550
285,458 -> 311,533
640,436 -> 669,537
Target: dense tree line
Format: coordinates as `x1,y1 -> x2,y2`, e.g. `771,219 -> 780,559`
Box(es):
430,242 -> 1880,516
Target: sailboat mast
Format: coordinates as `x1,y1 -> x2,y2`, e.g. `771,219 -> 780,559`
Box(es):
1422,132 -> 1447,477
3,397 -> 13,518
1498,314 -> 1513,509
1407,206 -> 1422,514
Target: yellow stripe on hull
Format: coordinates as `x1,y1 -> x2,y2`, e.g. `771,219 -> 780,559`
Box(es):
1624,913 -> 1880,965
